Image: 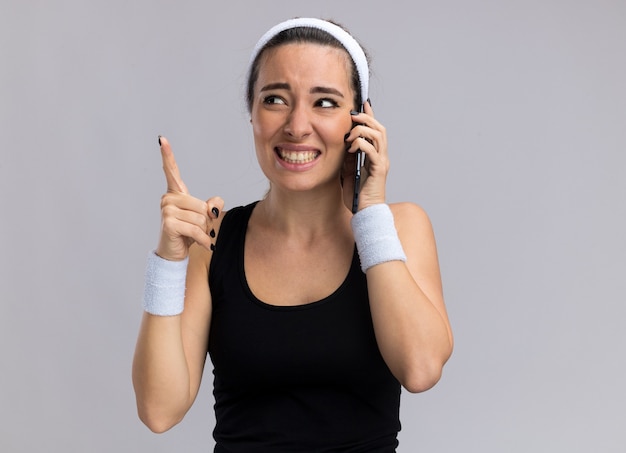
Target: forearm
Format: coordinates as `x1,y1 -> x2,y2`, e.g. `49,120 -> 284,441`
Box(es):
367,261 -> 453,393
132,314 -> 193,432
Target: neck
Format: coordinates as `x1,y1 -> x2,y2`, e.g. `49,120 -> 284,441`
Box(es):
256,184 -> 351,239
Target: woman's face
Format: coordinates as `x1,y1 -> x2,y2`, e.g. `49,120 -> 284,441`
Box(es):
250,43 -> 356,192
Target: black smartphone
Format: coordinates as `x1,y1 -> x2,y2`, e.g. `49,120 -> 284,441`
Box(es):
352,151 -> 365,213
351,105 -> 366,213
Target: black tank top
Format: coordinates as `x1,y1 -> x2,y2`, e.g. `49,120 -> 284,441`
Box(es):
208,202 -> 401,452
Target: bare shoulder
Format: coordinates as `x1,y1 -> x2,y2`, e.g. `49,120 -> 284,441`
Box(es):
389,202 -> 434,239
389,201 -> 445,308
389,202 -> 440,276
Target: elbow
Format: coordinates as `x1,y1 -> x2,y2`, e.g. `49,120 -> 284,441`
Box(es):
399,356 -> 448,394
141,417 -> 178,435
401,337 -> 454,393
132,376 -> 189,433
401,369 -> 442,394
136,403 -> 183,434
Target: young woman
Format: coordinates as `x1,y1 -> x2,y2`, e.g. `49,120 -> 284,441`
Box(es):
133,18 -> 453,452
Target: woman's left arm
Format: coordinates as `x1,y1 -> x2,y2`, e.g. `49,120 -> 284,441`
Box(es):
347,102 -> 453,393
367,202 -> 453,393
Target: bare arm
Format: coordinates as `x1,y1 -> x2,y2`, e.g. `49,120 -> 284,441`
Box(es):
367,202 -> 453,393
346,104 -> 453,392
132,244 -> 213,432
132,136 -> 223,432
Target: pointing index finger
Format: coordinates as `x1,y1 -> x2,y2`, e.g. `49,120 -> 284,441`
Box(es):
159,135 -> 188,194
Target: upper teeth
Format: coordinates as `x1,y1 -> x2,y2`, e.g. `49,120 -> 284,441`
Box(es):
279,150 -> 318,163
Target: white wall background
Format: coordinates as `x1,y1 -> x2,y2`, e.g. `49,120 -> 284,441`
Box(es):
1,0 -> 624,451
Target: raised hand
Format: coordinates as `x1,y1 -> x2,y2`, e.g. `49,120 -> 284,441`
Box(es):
156,136 -> 223,261
342,101 -> 389,212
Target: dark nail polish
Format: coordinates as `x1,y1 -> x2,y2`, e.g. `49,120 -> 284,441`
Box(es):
210,243 -> 215,251
212,207 -> 220,218
367,98 -> 372,107
350,110 -> 359,116
210,229 -> 216,238
158,135 -> 162,146
344,133 -> 350,141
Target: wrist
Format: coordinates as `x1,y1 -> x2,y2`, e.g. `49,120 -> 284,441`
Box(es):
356,190 -> 386,212
351,204 -> 406,273
142,251 -> 189,316
156,240 -> 188,262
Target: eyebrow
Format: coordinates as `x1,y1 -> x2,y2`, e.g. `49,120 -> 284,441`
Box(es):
311,86 -> 344,98
259,83 -> 345,98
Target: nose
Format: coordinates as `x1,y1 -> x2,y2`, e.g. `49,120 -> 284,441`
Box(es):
283,103 -> 312,140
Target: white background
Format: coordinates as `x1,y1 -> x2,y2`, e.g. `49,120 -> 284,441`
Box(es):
1,0 -> 625,451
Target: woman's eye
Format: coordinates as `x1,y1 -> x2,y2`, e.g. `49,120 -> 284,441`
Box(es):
316,98 -> 339,108
263,95 -> 285,105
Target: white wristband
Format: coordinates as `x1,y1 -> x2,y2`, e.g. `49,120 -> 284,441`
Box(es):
351,204 -> 407,273
142,251 -> 188,316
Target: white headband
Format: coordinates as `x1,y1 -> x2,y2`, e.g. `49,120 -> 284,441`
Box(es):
249,18 -> 369,104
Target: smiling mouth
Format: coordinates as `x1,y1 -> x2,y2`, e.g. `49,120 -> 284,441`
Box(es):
276,148 -> 320,164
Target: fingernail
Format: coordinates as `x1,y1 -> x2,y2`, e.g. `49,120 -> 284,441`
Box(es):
350,110 -> 359,116
210,229 -> 216,238
158,135 -> 162,146
212,207 -> 220,218
344,133 -> 350,141
367,98 -> 372,107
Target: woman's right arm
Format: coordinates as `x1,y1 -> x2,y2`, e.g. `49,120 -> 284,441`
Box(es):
132,136 -> 223,433
132,244 -> 214,433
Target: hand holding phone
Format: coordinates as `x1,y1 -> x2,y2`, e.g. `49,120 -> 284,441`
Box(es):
347,100 -> 388,213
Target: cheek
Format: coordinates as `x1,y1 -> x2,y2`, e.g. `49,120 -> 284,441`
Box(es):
322,117 -> 353,145
251,114 -> 272,143
251,107 -> 284,138
251,119 -> 263,139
